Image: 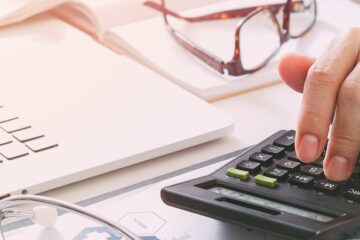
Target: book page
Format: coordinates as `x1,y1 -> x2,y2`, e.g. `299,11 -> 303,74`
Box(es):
0,0 -> 69,27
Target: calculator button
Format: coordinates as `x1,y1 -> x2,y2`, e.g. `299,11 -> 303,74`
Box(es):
289,173 -> 314,188
301,165 -> 324,179
314,157 -> 325,167
226,168 -> 249,181
273,130 -> 295,150
236,160 -> 261,174
249,152 -> 273,165
255,175 -> 278,188
344,185 -> 360,202
264,167 -> 289,181
261,145 -> 285,158
276,159 -> 301,172
287,151 -> 300,162
315,180 -> 340,194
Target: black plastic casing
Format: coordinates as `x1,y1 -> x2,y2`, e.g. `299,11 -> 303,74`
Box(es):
161,130 -> 360,240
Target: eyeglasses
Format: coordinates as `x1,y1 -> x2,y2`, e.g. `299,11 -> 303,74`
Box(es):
0,195 -> 139,240
144,0 -> 317,77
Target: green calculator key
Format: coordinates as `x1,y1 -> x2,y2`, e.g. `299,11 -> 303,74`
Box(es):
226,168 -> 249,181
255,175 -> 278,188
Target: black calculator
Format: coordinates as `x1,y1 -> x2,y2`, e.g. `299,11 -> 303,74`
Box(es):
161,130 -> 360,240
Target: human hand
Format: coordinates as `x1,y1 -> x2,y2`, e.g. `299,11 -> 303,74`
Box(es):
278,28 -> 360,181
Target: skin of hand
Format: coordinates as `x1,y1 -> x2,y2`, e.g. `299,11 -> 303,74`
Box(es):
278,28 -> 360,182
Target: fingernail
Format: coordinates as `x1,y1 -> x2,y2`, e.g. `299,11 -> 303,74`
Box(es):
327,156 -> 350,181
299,134 -> 319,162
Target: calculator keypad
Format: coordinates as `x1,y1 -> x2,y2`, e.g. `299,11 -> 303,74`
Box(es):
301,165 -> 324,179
249,152 -> 273,165
164,129 -> 360,240
314,157 -> 325,167
261,145 -> 285,158
289,173 -> 314,188
315,180 -> 340,194
287,151 -> 300,162
236,160 -> 261,174
273,130 -> 295,149
264,167 -> 289,181
276,159 -> 301,172
229,130 -> 360,202
344,186 -> 360,202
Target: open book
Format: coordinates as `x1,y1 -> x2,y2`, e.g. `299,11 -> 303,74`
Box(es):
60,0 -> 349,100
3,0 -> 343,101
54,0 -> 288,100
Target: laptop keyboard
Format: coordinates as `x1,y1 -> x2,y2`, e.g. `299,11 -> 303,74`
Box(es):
0,106 -> 58,162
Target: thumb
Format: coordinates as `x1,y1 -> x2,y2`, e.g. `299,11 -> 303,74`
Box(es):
278,53 -> 316,93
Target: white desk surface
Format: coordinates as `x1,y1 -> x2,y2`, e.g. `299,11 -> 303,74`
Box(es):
42,0 -> 360,204
42,82 -> 302,203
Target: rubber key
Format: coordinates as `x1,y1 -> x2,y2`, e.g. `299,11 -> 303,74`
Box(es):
255,175 -> 278,188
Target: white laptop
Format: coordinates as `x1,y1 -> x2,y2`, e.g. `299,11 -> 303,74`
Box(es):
0,14 -> 233,197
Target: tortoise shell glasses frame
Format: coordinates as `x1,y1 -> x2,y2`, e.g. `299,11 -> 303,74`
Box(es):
144,0 -> 317,77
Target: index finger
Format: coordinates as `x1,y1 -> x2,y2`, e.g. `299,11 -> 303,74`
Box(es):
296,32 -> 360,163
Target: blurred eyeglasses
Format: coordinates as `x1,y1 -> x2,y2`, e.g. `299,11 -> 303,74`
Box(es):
144,0 -> 317,77
0,195 -> 138,240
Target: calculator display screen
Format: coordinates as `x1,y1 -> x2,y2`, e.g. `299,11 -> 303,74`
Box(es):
209,187 -> 335,223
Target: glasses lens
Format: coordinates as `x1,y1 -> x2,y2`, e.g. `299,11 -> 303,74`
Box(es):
239,10 -> 281,71
1,203 -> 131,240
289,0 -> 316,37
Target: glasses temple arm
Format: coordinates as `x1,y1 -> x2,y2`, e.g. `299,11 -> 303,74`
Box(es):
164,24 -> 226,74
144,1 -> 308,23
144,1 -> 288,22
